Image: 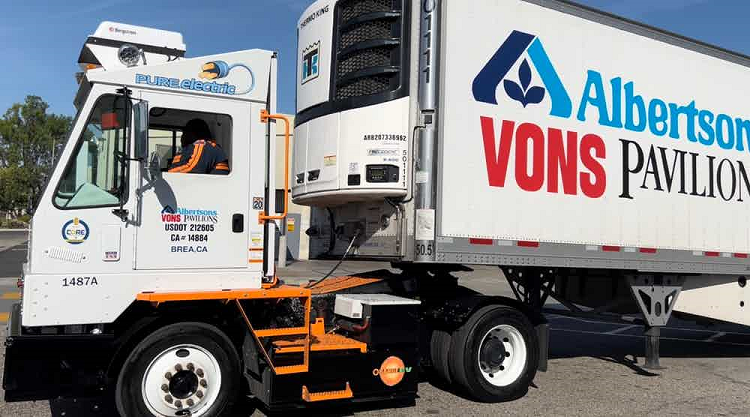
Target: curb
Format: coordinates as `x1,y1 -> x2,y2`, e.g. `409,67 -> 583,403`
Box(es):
0,229 -> 29,232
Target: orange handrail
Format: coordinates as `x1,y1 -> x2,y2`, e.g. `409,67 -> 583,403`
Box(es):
259,109 -> 290,223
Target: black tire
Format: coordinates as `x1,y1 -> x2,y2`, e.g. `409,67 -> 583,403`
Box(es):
115,322 -> 241,417
448,305 -> 538,402
430,329 -> 453,384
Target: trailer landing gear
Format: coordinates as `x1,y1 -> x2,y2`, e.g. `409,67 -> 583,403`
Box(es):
503,267 -> 685,371
628,275 -> 684,370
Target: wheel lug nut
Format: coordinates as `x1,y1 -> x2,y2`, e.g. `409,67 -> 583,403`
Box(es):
175,364 -> 183,372
164,395 -> 173,403
175,400 -> 182,408
187,399 -> 194,407
161,384 -> 169,392
196,390 -> 204,398
196,369 -> 204,377
200,379 -> 207,388
187,363 -> 195,371
165,372 -> 172,380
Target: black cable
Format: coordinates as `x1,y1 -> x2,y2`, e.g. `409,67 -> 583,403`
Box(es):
308,231 -> 359,289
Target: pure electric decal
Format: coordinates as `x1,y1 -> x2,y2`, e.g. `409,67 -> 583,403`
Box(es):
160,205 -> 218,253
62,218 -> 90,245
301,42 -> 320,85
136,60 -> 255,95
474,30 -> 750,203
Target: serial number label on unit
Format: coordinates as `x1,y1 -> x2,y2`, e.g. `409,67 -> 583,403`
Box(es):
62,276 -> 99,287
415,243 -> 434,257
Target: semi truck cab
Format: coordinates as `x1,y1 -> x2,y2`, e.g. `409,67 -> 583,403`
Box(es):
20,22 -> 278,328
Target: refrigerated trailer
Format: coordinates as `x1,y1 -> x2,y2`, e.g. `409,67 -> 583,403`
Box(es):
4,1 -> 750,416
294,0 -> 750,392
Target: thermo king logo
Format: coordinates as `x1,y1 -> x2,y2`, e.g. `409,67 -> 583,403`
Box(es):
302,42 -> 320,84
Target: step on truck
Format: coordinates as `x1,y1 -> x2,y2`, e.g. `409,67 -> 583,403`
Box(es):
4,0 -> 750,415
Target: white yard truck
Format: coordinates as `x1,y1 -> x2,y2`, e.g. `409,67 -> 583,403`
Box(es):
3,1 -> 750,416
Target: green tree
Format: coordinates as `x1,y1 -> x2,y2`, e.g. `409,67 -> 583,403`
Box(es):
0,96 -> 72,214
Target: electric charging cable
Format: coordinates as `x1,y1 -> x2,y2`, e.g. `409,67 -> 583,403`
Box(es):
308,230 -> 360,289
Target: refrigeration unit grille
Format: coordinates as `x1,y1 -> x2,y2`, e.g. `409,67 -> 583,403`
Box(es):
333,0 -> 405,101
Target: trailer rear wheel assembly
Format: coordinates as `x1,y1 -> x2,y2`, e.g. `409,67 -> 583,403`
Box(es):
448,306 -> 538,402
115,322 -> 241,417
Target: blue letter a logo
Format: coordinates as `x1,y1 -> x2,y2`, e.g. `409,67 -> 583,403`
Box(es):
473,31 -> 572,118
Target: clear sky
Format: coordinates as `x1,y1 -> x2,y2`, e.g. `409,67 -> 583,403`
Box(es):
0,0 -> 747,117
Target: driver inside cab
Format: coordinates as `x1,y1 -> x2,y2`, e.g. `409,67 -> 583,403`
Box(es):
168,119 -> 230,175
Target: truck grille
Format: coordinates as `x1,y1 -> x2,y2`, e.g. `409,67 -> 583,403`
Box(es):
333,0 -> 407,101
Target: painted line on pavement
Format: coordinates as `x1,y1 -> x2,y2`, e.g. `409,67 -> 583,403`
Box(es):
1,292 -> 20,300
705,332 -> 727,342
0,313 -> 9,323
552,328 -> 750,347
604,324 -> 639,335
548,313 -> 750,337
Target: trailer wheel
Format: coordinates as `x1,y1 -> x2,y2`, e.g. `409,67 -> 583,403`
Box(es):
430,329 -> 453,384
115,322 -> 240,417
448,305 -> 538,402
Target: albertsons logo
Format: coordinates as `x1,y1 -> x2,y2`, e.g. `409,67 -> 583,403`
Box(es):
472,29 -> 750,204
473,30 -> 571,117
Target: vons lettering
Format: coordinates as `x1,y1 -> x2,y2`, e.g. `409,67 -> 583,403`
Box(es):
474,30 -> 750,203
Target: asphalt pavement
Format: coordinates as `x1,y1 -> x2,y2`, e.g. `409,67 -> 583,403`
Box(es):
1,236 -> 750,416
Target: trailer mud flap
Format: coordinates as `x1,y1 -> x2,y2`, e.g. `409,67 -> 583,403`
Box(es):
536,322 -> 549,372
2,303 -> 115,402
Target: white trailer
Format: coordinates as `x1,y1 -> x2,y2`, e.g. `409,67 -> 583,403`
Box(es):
3,1 -> 750,416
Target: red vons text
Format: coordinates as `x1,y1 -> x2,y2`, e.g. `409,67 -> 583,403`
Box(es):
480,117 -> 607,198
161,214 -> 181,223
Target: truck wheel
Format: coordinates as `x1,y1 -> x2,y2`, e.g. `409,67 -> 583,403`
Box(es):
115,322 -> 240,417
448,305 -> 538,402
430,329 -> 453,384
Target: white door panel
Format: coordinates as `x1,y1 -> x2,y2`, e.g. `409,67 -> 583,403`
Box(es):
134,91 -> 251,270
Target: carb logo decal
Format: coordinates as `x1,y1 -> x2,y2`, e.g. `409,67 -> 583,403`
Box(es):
136,60 -> 255,96
474,29 -> 750,203
301,41 -> 320,84
372,356 -> 411,387
161,205 -> 218,253
62,218 -> 89,245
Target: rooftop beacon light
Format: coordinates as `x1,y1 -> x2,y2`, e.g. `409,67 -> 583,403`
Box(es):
117,44 -> 144,67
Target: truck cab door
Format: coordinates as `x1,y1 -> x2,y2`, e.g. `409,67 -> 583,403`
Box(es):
133,90 -> 255,270
28,85 -> 137,277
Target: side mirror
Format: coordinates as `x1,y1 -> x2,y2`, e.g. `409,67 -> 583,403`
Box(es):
133,101 -> 149,161
148,151 -> 162,181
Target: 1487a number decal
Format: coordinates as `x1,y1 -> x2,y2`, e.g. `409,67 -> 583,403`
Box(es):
62,277 -> 98,287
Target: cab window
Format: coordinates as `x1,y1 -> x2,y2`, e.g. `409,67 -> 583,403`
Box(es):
147,107 -> 232,172
55,95 -> 129,209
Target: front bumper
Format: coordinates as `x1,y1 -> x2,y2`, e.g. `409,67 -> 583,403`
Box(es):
2,303 -> 115,402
